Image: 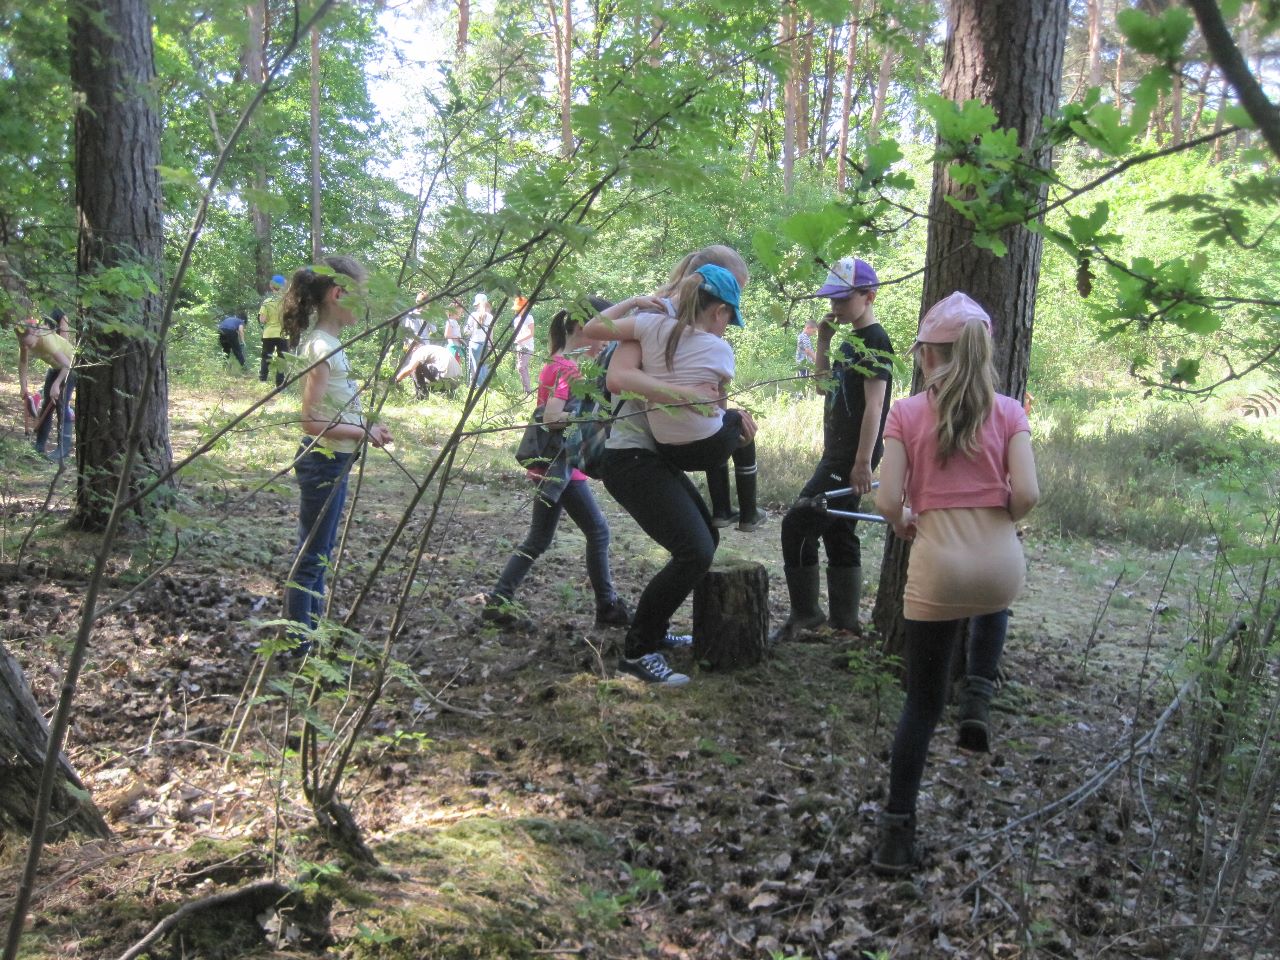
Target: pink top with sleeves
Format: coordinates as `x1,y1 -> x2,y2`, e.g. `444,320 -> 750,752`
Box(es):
531,353 -> 588,483
883,392 -> 1029,513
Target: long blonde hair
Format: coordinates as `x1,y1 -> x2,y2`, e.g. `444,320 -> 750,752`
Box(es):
657,245 -> 747,370
924,319 -> 995,462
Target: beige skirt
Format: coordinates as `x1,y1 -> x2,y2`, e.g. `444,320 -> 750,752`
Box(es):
904,507 -> 1025,621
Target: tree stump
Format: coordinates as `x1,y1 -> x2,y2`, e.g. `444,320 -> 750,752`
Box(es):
692,559 -> 769,670
0,642 -> 109,839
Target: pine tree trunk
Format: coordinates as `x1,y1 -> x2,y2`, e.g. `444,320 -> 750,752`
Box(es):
456,0 -> 470,60
835,3 -> 861,192
781,7 -> 797,194
868,40 -> 895,141
872,0 -> 1069,657
0,642 -> 109,840
309,24 -> 322,260
692,561 -> 769,671
243,0 -> 272,293
69,0 -> 172,532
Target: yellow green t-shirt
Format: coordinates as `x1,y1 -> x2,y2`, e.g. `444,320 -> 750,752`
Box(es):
298,329 -> 363,454
259,295 -> 284,340
30,331 -> 75,369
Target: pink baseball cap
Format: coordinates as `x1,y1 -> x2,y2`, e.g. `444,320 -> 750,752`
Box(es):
813,257 -> 879,298
911,292 -> 992,353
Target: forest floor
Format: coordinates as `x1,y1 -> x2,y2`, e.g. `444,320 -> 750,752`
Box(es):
0,377 -> 1276,960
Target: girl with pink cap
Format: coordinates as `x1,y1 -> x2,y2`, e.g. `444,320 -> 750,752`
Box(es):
871,291 -> 1040,875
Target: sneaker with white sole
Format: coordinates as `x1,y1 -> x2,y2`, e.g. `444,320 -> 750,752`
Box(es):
617,653 -> 690,686
659,632 -> 693,650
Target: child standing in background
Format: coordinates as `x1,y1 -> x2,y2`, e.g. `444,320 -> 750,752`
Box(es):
280,256 -> 394,649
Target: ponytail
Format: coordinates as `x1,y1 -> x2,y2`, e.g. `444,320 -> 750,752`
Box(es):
927,319 -> 995,462
280,254 -> 368,347
665,273 -> 710,370
548,308 -> 579,355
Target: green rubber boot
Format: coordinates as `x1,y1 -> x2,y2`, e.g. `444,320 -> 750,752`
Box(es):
871,812 -> 918,876
957,674 -> 996,752
770,566 -> 826,644
826,565 -> 862,633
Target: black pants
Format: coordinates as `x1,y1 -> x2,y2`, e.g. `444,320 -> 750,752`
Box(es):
886,611 -> 1009,814
601,448 -> 718,658
219,330 -> 246,368
781,458 -> 863,568
260,336 -> 288,385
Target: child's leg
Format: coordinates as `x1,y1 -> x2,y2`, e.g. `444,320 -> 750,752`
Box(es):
705,464 -> 735,522
730,440 -> 761,528
560,480 -> 616,606
886,618 -> 962,814
492,487 -> 566,601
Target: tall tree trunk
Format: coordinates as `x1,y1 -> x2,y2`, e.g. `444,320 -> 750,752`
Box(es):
70,0 -> 172,531
781,6 -> 797,194
1170,63 -> 1184,144
309,24 -> 322,260
243,0 -> 272,292
550,0 -> 573,158
456,0 -> 470,59
796,12 -> 814,162
815,22 -> 838,168
0,643 -> 109,840
868,38 -> 895,142
835,3 -> 861,192
872,0 -> 1069,655
1087,0 -> 1103,89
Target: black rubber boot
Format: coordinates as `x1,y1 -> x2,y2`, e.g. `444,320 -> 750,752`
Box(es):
957,674 -> 996,752
769,566 -> 826,643
826,565 -> 862,633
735,464 -> 765,531
707,465 -> 734,525
871,812 -> 918,876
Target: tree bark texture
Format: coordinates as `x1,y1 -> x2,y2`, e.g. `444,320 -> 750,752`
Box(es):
70,0 -> 172,531
692,560 -> 769,671
781,6 -> 798,194
872,0 -> 1068,656
0,642 -> 109,840
309,24 -> 323,260
835,3 -> 861,192
243,0 -> 273,293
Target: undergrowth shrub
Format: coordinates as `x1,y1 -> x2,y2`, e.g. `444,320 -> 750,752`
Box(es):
1032,405 -> 1263,548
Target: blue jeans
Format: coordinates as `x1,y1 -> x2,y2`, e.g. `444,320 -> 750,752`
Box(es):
286,445 -> 355,636
35,369 -> 75,459
468,342 -> 489,388
601,448 -> 718,658
492,478 -> 615,606
886,611 -> 1009,814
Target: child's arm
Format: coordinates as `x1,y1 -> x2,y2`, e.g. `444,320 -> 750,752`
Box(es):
301,363 -> 392,448
851,377 -> 887,494
1007,431 -> 1039,521
604,342 -> 719,408
582,295 -> 665,340
875,439 -> 915,541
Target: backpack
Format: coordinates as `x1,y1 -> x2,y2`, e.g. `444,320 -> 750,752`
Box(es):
566,342 -> 619,479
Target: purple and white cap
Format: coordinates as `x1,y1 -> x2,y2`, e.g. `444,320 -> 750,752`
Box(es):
814,257 -> 879,298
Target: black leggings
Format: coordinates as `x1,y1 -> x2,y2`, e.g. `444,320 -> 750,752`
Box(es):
886,610 -> 1008,814
601,447 -> 718,658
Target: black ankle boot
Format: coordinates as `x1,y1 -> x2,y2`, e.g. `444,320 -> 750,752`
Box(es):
871,811 -> 917,876
957,675 -> 996,752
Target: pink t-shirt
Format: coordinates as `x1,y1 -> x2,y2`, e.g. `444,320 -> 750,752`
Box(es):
532,353 -> 587,482
883,392 -> 1029,513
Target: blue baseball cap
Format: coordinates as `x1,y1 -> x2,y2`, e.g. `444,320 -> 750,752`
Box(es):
271,273 -> 286,286
696,264 -> 743,327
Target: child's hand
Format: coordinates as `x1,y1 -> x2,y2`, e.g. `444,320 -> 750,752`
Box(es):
624,295 -> 665,315
367,423 -> 394,448
892,507 -> 917,542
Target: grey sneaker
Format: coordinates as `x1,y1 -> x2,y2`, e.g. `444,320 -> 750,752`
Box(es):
737,510 -> 768,532
617,653 -> 690,686
659,632 -> 693,650
710,511 -> 740,529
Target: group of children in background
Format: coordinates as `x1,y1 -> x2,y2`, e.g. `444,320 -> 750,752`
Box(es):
12,243 -> 1039,879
